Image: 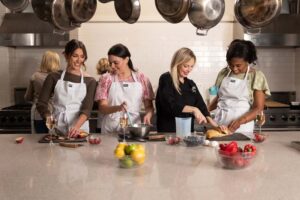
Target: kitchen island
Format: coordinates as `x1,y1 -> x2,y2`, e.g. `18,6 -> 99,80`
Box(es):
0,132 -> 299,200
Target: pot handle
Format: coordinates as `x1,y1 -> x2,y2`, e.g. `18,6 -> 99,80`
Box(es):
196,28 -> 209,36
245,28 -> 261,35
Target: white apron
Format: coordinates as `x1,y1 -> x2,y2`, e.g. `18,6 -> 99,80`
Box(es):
101,72 -> 143,134
52,69 -> 89,135
214,66 -> 254,138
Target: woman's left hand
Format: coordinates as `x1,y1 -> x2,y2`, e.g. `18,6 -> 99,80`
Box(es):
228,119 -> 243,133
68,127 -> 80,138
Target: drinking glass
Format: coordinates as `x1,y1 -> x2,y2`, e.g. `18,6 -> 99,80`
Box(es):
46,114 -> 57,146
119,113 -> 128,142
255,111 -> 265,134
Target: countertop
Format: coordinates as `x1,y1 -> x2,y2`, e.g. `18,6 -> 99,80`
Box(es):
0,132 -> 300,200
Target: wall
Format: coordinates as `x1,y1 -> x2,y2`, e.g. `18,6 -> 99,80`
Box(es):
0,1 -> 299,108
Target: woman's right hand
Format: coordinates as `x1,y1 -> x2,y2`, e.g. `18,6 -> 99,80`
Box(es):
119,101 -> 127,112
193,108 -> 207,124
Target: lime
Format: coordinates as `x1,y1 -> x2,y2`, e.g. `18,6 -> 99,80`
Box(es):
124,144 -> 137,155
119,156 -> 134,168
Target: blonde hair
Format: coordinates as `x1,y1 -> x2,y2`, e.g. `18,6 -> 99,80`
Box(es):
170,48 -> 196,94
40,51 -> 60,73
96,57 -> 111,75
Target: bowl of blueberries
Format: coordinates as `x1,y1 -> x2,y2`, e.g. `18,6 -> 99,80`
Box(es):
183,134 -> 205,147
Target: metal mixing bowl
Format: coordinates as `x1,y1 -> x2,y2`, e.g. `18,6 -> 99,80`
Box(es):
127,123 -> 151,138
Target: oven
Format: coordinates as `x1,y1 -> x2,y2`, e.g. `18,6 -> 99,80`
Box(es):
258,91 -> 300,131
0,104 -> 32,133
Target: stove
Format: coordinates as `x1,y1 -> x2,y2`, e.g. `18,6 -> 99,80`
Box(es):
257,91 -> 300,131
259,108 -> 300,131
0,104 -> 32,133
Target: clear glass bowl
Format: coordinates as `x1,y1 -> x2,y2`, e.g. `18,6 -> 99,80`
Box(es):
216,149 -> 257,169
182,135 -> 205,147
165,134 -> 181,145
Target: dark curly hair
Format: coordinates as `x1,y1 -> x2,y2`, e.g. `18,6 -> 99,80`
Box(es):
226,39 -> 257,65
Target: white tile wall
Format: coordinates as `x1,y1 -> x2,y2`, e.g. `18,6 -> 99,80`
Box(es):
257,48 -> 296,92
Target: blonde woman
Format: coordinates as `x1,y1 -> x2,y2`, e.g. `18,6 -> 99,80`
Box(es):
155,47 -> 218,132
96,57 -> 111,75
95,57 -> 112,132
25,51 -> 60,133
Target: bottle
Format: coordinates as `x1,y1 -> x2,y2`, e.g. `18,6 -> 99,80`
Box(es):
208,85 -> 218,104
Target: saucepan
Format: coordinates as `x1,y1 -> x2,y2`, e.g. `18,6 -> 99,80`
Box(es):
188,0 -> 225,36
97,0 -> 140,24
155,0 -> 191,23
234,0 -> 282,30
32,0 -> 80,32
65,0 -> 97,23
0,0 -> 29,13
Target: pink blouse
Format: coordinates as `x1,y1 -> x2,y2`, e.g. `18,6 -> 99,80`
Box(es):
95,72 -> 154,101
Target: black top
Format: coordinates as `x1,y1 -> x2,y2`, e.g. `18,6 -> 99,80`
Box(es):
155,72 -> 210,132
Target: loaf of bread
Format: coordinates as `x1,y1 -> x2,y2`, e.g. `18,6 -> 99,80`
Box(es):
206,127 -> 230,139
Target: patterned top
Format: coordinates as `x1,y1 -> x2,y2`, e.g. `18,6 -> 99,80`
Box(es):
214,67 -> 271,104
94,71 -> 155,101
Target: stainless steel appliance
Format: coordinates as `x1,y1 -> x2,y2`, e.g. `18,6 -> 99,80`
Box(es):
258,91 -> 300,131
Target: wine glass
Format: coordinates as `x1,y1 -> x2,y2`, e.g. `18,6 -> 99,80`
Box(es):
119,113 -> 128,142
255,111 -> 266,134
46,114 -> 57,146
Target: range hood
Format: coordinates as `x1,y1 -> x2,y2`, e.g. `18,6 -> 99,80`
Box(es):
234,13 -> 300,47
0,13 -> 70,47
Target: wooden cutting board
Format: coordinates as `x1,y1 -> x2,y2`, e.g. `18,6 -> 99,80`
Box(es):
264,100 -> 290,108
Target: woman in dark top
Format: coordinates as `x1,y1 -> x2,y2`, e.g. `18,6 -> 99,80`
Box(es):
37,39 -> 97,137
156,47 -> 218,132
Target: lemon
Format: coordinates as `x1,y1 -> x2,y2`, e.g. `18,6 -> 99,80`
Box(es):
131,150 -> 146,165
116,142 -> 127,150
135,144 -> 145,153
114,148 -> 125,159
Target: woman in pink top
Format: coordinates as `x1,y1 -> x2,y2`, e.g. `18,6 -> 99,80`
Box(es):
95,44 -> 154,134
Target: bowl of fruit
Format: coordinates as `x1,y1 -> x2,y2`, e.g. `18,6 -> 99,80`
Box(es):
216,141 -> 257,169
114,143 -> 146,168
183,135 -> 205,147
165,134 -> 181,145
253,132 -> 267,143
87,134 -> 101,145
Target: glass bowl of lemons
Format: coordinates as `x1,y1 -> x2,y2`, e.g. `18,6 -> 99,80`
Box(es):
114,143 -> 146,168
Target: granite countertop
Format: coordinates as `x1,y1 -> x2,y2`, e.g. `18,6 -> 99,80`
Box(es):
0,132 -> 299,200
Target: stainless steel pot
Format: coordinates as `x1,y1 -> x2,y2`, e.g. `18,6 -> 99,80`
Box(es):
114,0 -> 141,24
0,0 -> 29,13
188,0 -> 225,36
234,0 -> 282,29
155,0 -> 191,23
128,123 -> 151,138
65,0 -> 97,23
32,0 -> 80,32
32,0 -> 53,22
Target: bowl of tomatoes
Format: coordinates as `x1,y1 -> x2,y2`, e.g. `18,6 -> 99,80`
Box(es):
216,141 -> 257,169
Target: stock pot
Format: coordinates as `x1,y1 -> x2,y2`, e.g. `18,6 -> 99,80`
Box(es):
234,0 -> 282,29
0,0 -> 29,12
155,0 -> 191,23
188,0 -> 225,35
